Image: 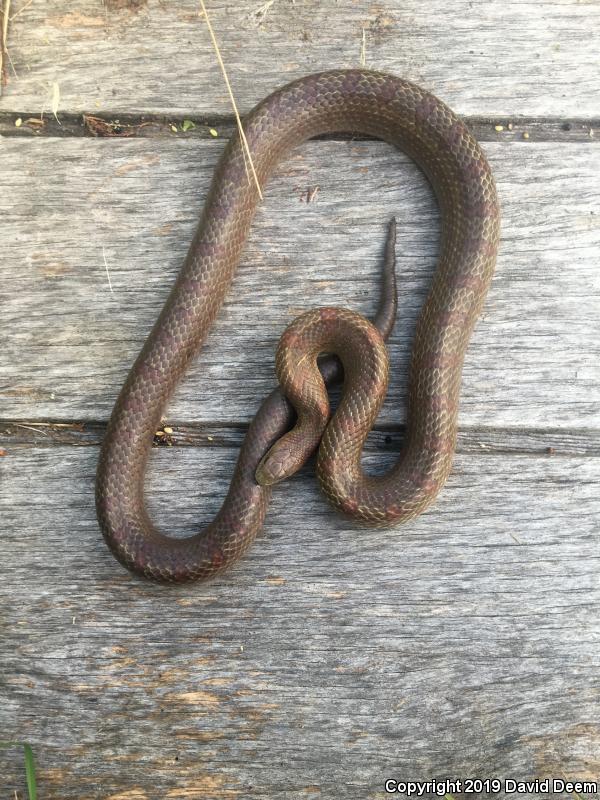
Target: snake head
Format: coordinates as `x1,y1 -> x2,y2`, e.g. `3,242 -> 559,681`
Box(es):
255,430 -> 314,487
255,441 -> 298,487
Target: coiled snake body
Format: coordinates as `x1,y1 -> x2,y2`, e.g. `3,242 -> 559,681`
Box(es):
96,69 -> 500,582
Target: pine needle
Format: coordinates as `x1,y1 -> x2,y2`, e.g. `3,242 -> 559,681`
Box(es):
198,0 -> 263,200
0,0 -> 11,87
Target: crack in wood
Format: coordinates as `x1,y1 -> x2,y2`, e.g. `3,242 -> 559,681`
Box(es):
0,420 -> 598,457
0,111 -> 598,142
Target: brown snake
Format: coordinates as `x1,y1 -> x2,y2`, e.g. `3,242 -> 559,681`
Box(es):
96,69 -> 500,582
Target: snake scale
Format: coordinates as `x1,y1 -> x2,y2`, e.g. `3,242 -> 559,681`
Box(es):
96,69 -> 500,582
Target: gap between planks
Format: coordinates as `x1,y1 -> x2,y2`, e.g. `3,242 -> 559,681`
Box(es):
0,111 -> 598,142
0,420 -> 598,457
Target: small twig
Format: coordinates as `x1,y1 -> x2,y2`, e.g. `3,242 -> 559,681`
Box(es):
199,0 -> 263,200
9,0 -> 32,21
306,185 -> 319,203
254,0 -> 277,19
14,423 -> 49,437
360,27 -> 367,67
4,41 -> 17,77
51,80 -> 61,124
16,422 -> 80,428
0,0 -> 11,87
102,246 -> 114,293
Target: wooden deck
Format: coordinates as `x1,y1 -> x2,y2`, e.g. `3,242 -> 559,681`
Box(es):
1,1 -> 599,797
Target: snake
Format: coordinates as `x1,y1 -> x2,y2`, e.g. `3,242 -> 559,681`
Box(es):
95,69 -> 500,583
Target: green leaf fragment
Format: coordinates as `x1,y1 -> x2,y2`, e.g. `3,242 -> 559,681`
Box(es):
23,744 -> 37,800
0,742 -> 37,800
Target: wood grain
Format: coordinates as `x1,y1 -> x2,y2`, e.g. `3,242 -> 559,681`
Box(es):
2,0 -> 600,117
2,0 -> 600,795
1,137 -> 599,429
1,444 -> 599,797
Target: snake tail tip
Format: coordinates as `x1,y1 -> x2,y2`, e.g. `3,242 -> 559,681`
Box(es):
388,216 -> 397,241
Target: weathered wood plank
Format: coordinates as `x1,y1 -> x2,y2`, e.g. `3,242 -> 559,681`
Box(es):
2,0 -> 599,796
1,444 -> 599,797
2,0 -> 600,117
1,137 -> 599,428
